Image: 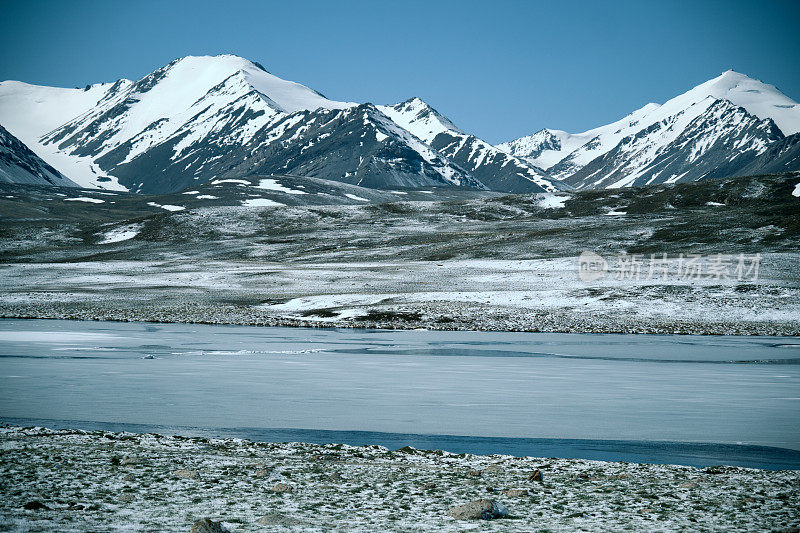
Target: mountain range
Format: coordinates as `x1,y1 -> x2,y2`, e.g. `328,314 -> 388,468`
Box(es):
0,55 -> 798,194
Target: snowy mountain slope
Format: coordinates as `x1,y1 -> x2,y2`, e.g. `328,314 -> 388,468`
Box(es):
0,125 -> 77,186
503,71 -> 800,187
35,55 -> 358,189
0,80 -> 124,188
735,133 -> 800,177
1,55 -> 485,194
380,98 -> 559,192
497,128 -> 594,170
500,104 -> 661,177
429,132 -> 558,192
377,97 -> 462,143
564,99 -> 784,189
105,103 -> 482,193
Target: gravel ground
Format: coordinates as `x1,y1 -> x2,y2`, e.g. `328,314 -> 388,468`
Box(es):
0,255 -> 798,336
1,427 -> 798,532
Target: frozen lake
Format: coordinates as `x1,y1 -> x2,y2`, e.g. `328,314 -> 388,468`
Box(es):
1,319 -> 799,468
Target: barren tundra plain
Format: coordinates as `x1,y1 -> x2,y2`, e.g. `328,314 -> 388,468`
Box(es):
0,172 -> 799,335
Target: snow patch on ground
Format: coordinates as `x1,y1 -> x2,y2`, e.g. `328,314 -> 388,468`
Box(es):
99,224 -> 142,244
255,178 -> 307,195
536,194 -> 569,209
241,198 -> 283,207
64,197 -> 104,204
344,193 -> 369,202
147,202 -> 185,211
211,179 -> 251,186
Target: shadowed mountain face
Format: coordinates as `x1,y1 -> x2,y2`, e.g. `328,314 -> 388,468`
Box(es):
736,133 -> 800,177
0,125 -> 76,187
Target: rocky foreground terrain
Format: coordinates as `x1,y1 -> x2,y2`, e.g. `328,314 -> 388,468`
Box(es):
0,426 -> 798,532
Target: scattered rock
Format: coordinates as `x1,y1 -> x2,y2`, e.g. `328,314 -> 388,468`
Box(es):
254,468 -> 272,478
66,504 -> 86,511
467,470 -> 482,477
23,501 -> 49,510
173,469 -> 200,479
422,482 -> 436,489
256,513 -> 303,526
680,482 -> 699,489
120,456 -> 141,465
484,464 -> 503,472
528,469 -> 543,482
190,518 -> 230,533
312,453 -> 342,461
447,499 -> 508,520
119,494 -> 136,502
271,482 -> 294,493
504,489 -> 529,497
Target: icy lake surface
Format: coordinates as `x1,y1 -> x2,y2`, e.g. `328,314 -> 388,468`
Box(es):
1,319 -> 799,468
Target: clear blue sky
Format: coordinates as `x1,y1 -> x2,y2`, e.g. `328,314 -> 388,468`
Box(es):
1,0 -> 798,144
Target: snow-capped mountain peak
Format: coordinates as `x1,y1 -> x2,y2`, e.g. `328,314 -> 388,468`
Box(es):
498,128 -> 590,170
667,70 -> 800,135
133,54 -> 354,115
378,97 -> 462,144
502,70 -> 800,187
377,96 -> 557,192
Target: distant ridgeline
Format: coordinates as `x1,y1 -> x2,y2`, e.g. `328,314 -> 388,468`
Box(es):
0,56 -> 798,194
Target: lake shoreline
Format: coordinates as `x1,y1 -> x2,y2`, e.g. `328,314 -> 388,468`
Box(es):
2,305 -> 799,336
2,426 -> 798,532
4,418 -> 800,471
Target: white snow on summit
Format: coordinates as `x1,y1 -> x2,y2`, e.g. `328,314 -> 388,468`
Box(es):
686,70 -> 800,135
0,55 -> 355,189
377,97 -> 461,143
501,71 -> 800,180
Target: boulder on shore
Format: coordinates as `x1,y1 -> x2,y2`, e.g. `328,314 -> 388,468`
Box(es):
447,499 -> 508,520
190,518 -> 230,533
